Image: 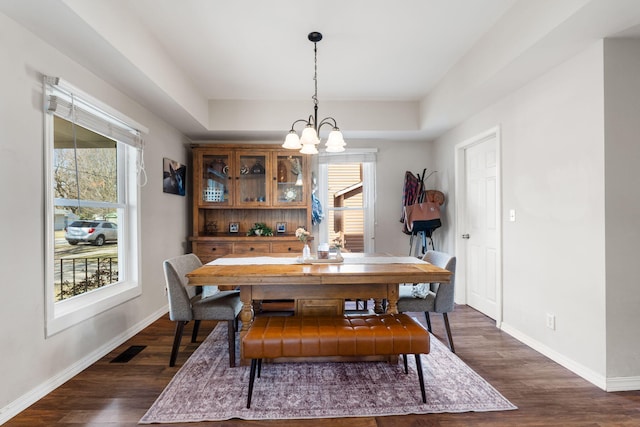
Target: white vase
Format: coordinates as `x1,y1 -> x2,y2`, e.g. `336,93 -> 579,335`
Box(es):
302,243 -> 311,260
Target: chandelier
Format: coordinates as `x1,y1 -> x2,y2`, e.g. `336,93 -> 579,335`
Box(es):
282,32 -> 346,154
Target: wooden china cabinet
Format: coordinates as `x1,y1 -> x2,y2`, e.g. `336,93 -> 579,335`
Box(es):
190,144 -> 312,264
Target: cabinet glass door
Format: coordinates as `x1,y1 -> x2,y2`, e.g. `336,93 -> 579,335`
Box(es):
273,153 -> 307,206
201,152 -> 232,205
236,152 -> 269,206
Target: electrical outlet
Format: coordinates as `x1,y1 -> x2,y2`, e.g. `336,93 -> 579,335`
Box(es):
546,313 -> 556,330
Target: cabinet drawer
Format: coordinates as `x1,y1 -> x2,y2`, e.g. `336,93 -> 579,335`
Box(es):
233,242 -> 271,254
271,241 -> 304,254
194,242 -> 233,263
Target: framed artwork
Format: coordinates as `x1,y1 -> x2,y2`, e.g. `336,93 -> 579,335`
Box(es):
276,222 -> 287,233
163,157 -> 186,196
229,222 -> 239,233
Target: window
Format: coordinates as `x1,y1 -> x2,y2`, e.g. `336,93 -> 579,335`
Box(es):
44,77 -> 146,336
318,150 -> 377,252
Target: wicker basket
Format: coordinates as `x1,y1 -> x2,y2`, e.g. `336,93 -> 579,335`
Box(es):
203,187 -> 224,202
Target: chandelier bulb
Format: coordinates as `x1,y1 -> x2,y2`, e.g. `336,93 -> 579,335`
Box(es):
282,131 -> 302,149
300,143 -> 319,155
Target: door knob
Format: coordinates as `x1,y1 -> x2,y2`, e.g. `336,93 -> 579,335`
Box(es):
462,234 -> 470,239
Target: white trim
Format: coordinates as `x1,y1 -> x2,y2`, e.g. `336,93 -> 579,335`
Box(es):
454,126 -> 503,327
44,142 -> 142,336
501,322 -> 608,391
317,149 -> 377,251
46,282 -> 141,336
318,164 -> 328,243
0,306 -> 168,425
54,198 -> 125,209
606,376 -> 640,392
362,161 -> 376,252
43,80 -> 143,337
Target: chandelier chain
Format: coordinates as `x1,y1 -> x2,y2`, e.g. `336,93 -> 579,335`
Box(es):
312,41 -> 318,107
282,31 -> 345,154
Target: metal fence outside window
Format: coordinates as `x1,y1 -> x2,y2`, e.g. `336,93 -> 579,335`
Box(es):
56,257 -> 119,301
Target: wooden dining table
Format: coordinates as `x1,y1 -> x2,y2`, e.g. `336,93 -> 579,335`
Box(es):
186,252 -> 452,362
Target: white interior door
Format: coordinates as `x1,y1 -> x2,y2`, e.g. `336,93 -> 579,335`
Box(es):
461,132 -> 499,320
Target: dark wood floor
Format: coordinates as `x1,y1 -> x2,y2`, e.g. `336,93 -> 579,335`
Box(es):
6,304 -> 640,426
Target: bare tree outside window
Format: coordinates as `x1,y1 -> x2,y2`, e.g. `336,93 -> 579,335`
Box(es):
52,116 -> 120,301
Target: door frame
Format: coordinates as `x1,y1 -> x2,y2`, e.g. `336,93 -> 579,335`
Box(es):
454,125 -> 503,327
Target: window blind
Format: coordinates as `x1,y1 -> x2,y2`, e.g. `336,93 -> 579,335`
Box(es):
44,76 -> 144,149
318,148 -> 377,164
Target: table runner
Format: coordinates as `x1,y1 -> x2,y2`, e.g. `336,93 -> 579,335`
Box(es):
206,254 -> 427,266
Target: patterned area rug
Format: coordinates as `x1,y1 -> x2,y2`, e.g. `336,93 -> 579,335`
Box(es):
140,322 -> 516,423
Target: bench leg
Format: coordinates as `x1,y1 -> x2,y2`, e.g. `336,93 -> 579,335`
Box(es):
424,312 -> 432,332
414,354 -> 426,403
257,358 -> 262,378
247,359 -> 259,408
402,354 -> 408,374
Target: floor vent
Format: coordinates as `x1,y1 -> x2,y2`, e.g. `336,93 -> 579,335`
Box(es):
110,345 -> 146,363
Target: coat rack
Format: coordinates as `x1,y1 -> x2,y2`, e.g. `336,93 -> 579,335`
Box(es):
401,169 -> 445,256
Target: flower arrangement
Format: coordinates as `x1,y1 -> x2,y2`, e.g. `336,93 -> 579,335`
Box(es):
295,227 -> 311,243
247,222 -> 273,236
332,236 -> 343,250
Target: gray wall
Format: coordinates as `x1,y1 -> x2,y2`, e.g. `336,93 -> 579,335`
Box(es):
433,39 -> 640,390
603,39 -> 640,380
344,139 -> 434,257
0,12 -> 190,416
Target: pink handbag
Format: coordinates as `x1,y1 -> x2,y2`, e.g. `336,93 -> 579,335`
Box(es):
403,201 -> 441,233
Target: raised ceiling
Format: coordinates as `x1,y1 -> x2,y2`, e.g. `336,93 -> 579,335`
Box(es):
3,0 -> 640,142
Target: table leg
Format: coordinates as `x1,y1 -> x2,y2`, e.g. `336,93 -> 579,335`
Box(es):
386,283 -> 401,365
386,283 -> 399,314
239,287 -> 254,364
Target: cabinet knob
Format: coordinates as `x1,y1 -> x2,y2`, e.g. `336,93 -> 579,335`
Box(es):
250,247 -> 255,251
288,247 -> 292,251
211,247 -> 216,251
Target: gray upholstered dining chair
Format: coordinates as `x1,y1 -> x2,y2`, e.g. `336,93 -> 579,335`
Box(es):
163,253 -> 242,367
397,250 -> 457,352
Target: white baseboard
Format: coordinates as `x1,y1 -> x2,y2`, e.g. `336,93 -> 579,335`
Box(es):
0,305 -> 168,425
606,376 -> 640,392
500,322 -> 609,391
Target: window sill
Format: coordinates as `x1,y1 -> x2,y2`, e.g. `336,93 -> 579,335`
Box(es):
46,280 -> 141,337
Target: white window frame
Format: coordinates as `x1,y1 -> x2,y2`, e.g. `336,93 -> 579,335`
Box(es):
317,149 -> 377,252
43,77 -> 146,337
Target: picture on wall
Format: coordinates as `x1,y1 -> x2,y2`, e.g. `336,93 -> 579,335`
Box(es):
163,158 -> 186,196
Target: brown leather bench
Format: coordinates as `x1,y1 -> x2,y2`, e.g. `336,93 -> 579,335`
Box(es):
242,313 -> 430,408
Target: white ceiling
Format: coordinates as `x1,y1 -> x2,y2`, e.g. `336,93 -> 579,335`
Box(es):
124,0 -> 516,101
3,0 -> 640,142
